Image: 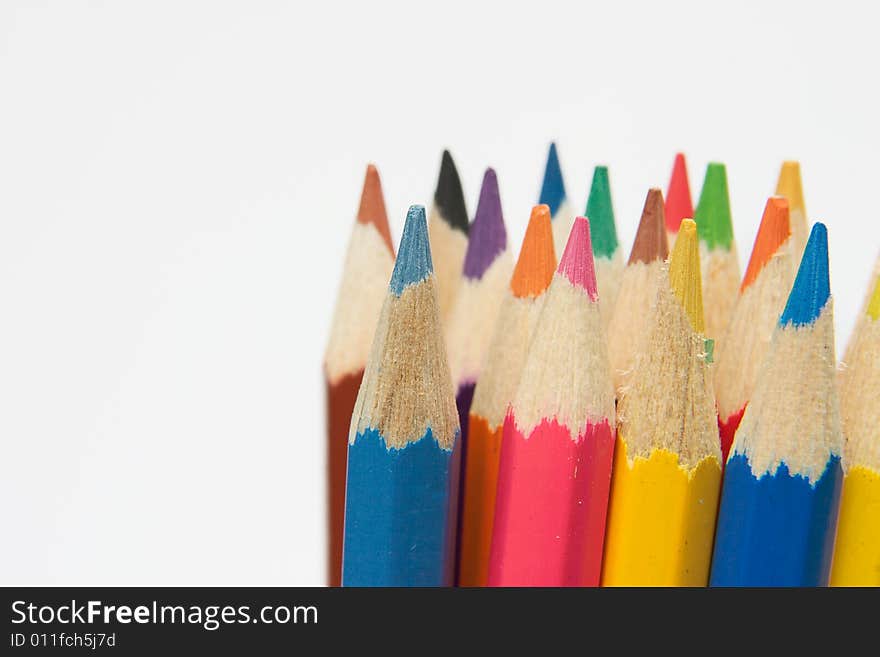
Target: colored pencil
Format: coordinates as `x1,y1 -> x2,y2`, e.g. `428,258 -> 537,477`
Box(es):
602,220 -> 722,586
488,216 -> 616,586
458,205 -> 556,587
775,161 -> 809,261
694,163 -> 741,343
342,205 -> 461,586
323,164 -> 395,586
830,272 -> 880,586
445,168 -> 512,582
711,223 -> 843,586
607,188 -> 669,394
714,197 -> 794,463
428,150 -> 470,321
446,168 -> 512,442
665,152 -> 694,246
538,142 -> 575,257
586,165 -> 623,326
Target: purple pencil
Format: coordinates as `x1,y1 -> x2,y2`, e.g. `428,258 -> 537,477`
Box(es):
444,168 -> 512,580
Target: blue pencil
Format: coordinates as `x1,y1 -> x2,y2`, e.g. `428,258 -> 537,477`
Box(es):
342,205 -> 462,586
538,142 -> 574,256
710,223 -> 843,586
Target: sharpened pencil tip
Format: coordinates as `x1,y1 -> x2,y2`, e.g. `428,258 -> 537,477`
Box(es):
389,205 -> 433,295
462,168 -> 507,281
629,188 -> 669,265
511,205 -> 557,298
665,153 -> 694,234
779,222 -> 830,327
558,216 -> 598,300
695,162 -> 734,251
538,142 -> 566,218
434,150 -> 469,234
586,165 -> 619,258
776,161 -> 805,214
669,219 -> 705,333
740,197 -> 791,292
357,164 -> 394,254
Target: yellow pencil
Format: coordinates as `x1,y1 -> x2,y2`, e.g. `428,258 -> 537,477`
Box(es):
830,272 -> 880,586
601,220 -> 722,586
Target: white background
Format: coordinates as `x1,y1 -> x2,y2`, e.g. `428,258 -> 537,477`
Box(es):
1,1 -> 878,585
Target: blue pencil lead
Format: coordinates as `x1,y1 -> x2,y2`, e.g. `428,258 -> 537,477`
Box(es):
779,223 -> 830,328
538,142 -> 566,218
389,205 -> 433,295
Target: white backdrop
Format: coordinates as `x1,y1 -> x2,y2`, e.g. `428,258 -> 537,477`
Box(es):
1,1 -> 878,585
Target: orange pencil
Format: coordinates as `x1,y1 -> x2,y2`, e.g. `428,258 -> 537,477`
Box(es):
458,205 -> 556,586
714,198 -> 794,461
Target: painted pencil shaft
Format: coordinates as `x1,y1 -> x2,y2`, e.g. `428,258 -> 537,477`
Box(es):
602,221 -> 721,586
326,373 -> 359,585
830,276 -> 880,585
342,206 -> 461,586
324,164 -> 395,585
488,217 -> 615,586
711,224 -> 842,586
458,206 -> 556,587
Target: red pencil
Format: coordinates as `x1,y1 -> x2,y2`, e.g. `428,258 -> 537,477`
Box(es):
488,217 -> 616,586
324,165 -> 395,585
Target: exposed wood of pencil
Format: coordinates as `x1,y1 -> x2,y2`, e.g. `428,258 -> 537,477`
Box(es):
714,197 -> 793,463
694,162 -> 740,343
607,188 -> 669,394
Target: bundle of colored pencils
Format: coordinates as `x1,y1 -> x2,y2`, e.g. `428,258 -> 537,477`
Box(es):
325,149 -> 879,587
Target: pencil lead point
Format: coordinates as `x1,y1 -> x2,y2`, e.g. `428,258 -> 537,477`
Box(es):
665,152 -> 694,234
511,205 -> 557,298
389,205 -> 433,295
357,164 -> 394,254
434,150 -> 469,234
740,197 -> 792,291
585,165 -> 619,258
779,223 -> 830,327
538,142 -> 567,218
463,168 -> 507,281
694,163 -> 735,251
775,161 -> 806,215
669,219 -> 705,333
558,216 -> 598,300
629,188 -> 669,265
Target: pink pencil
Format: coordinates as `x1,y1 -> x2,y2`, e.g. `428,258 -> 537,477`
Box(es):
488,217 -> 616,586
